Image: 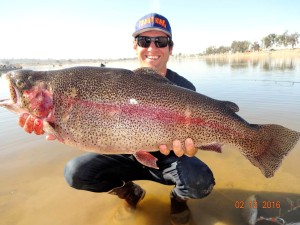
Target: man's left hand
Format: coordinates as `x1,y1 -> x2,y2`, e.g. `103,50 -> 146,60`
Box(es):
159,138 -> 197,157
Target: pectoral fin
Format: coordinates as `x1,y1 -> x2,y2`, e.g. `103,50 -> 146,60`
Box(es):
43,121 -> 64,143
134,150 -> 159,169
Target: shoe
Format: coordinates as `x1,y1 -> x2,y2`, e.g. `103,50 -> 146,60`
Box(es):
108,181 -> 146,209
170,194 -> 191,225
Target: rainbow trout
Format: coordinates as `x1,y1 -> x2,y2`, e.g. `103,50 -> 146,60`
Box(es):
1,67 -> 299,178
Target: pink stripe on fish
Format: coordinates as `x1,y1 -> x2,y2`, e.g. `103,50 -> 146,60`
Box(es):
61,96 -> 242,137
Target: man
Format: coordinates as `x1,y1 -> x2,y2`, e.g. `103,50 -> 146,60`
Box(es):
127,15 -> 215,225
18,13 -> 215,225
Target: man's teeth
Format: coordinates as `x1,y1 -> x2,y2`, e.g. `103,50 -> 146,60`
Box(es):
147,56 -> 159,60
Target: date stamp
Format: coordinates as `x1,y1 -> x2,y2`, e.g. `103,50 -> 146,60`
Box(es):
235,200 -> 281,209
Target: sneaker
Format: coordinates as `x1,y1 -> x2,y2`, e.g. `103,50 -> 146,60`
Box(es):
170,195 -> 191,225
108,181 -> 146,209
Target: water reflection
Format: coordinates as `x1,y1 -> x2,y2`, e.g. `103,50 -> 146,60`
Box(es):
205,57 -> 229,67
261,58 -> 295,71
204,56 -> 298,71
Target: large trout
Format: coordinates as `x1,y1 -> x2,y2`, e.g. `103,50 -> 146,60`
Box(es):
1,66 -> 299,178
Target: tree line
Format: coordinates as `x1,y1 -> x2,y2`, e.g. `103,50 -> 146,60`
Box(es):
204,30 -> 299,55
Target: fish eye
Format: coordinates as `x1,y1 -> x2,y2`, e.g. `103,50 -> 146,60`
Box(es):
16,79 -> 25,88
15,79 -> 31,90
28,76 -> 34,83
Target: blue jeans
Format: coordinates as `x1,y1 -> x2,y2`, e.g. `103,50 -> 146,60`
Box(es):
64,152 -> 215,200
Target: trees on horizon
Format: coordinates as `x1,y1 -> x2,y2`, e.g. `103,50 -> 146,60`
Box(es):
204,31 -> 299,55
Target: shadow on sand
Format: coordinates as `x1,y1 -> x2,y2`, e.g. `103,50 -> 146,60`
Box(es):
112,188 -> 300,225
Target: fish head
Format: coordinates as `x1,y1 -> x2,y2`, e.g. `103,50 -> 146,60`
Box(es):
0,70 -> 53,118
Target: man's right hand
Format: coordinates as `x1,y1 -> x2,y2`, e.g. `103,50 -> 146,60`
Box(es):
18,113 -> 44,135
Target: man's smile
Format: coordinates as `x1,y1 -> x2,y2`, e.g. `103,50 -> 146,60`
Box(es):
146,55 -> 160,60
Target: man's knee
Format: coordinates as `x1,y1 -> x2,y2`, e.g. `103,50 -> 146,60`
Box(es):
64,158 -> 81,189
186,176 -> 215,199
193,169 -> 215,198
63,154 -> 122,192
175,182 -> 215,200
179,157 -> 215,199
195,181 -> 215,198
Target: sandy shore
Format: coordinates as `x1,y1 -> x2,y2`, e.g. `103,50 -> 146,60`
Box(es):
1,136 -> 299,225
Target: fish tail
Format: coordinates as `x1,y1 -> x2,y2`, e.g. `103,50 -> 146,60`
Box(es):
247,124 -> 300,178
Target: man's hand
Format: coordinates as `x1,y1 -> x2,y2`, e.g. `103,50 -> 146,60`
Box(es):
19,113 -> 45,135
18,113 -> 57,140
159,138 -> 197,157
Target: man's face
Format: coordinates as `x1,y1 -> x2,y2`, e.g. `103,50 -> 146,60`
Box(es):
133,30 -> 173,76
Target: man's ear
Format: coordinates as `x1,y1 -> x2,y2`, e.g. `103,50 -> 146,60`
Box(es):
169,46 -> 173,55
133,40 -> 137,50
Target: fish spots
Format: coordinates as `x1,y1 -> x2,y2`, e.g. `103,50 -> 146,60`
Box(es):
54,94 -> 245,140
4,66 -> 297,177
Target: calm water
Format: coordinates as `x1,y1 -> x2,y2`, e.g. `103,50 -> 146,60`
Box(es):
1,57 -> 300,225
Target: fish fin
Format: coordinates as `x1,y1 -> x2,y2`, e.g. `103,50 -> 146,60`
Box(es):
133,150 -> 159,169
42,120 -> 64,143
46,134 -> 57,141
133,68 -> 176,85
198,142 -> 223,153
246,124 -> 300,178
223,101 -> 239,112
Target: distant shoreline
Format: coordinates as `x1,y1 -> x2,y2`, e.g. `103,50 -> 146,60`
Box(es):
196,48 -> 300,59
1,49 -> 299,68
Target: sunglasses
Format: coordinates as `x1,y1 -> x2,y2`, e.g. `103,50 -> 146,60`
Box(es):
136,36 -> 170,48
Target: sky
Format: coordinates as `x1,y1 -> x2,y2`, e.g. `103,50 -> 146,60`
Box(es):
0,0 -> 300,59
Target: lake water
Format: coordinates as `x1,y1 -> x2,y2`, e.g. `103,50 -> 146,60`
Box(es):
1,56 -> 300,225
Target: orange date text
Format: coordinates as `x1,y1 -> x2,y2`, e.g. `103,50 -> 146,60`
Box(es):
234,200 -> 281,209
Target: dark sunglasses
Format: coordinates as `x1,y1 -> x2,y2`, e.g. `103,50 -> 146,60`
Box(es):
136,36 -> 170,48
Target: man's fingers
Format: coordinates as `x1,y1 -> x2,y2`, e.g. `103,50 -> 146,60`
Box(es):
19,114 -> 45,135
33,118 -> 45,135
159,144 -> 171,155
173,140 -> 184,157
18,113 -> 30,127
184,138 -> 197,157
23,115 -> 35,133
172,138 -> 197,157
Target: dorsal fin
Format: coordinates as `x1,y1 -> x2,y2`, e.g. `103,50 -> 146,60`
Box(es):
223,101 -> 239,112
133,67 -> 175,85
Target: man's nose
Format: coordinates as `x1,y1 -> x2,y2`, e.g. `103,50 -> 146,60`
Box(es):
148,40 -> 157,49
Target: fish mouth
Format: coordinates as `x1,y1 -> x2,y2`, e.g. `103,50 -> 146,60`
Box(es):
8,81 -> 18,104
0,98 -> 10,105
0,76 -> 19,108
